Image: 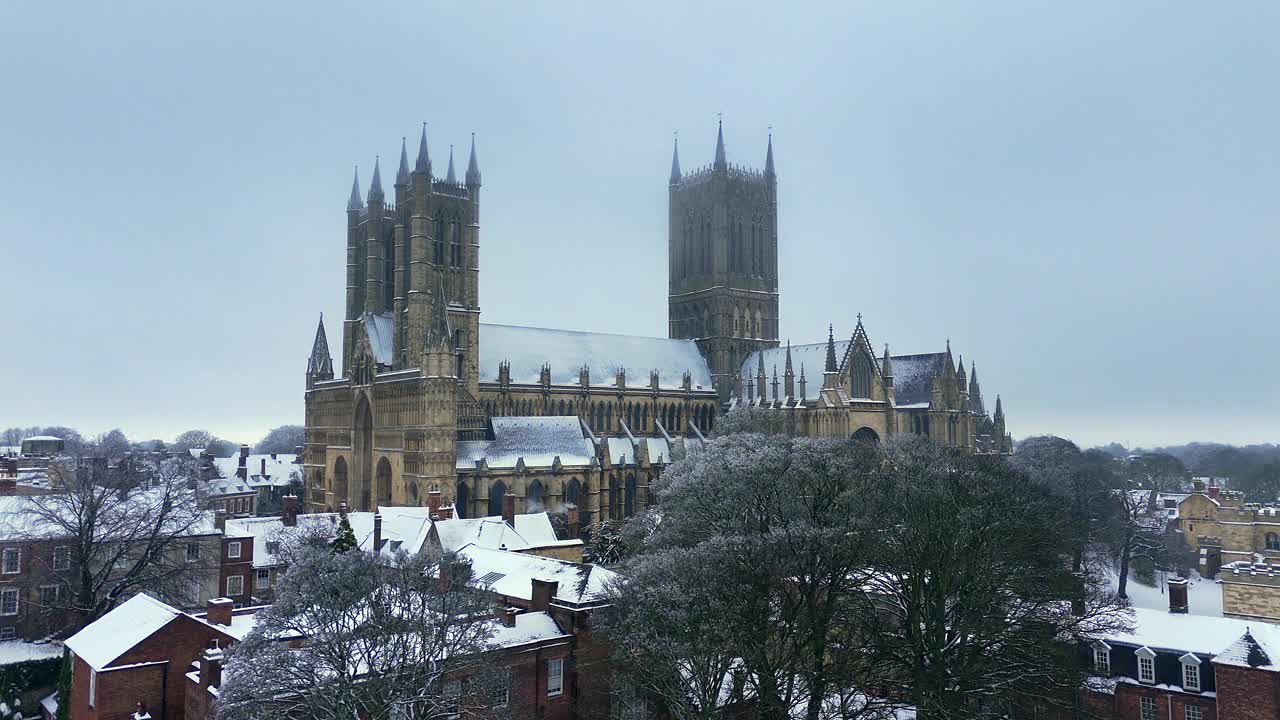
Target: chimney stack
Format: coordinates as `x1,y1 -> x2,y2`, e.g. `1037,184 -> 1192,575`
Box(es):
1167,577 -> 1189,614
1208,478 -> 1221,501
282,495 -> 298,527
214,508 -> 226,532
372,513 -> 383,553
566,508 -> 580,539
260,458 -> 267,477
428,490 -> 442,519
531,578 -> 558,611
236,445 -> 249,480
500,606 -> 518,627
503,494 -> 515,527
206,597 -> 234,626
199,640 -> 224,691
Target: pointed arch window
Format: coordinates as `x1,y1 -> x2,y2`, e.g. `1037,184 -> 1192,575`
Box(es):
433,217 -> 445,265
1267,532 -> 1280,551
488,480 -> 506,518
450,221 -> 462,268
851,351 -> 873,399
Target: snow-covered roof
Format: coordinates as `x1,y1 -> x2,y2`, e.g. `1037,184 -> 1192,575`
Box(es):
364,312 -> 395,365
22,435 -> 64,442
456,416 -> 594,470
513,512 -> 558,546
457,544 -> 617,606
1106,607 -> 1280,661
434,516 -> 533,553
489,610 -> 570,648
479,323 -> 713,391
212,454 -> 298,488
65,594 -> 186,670
737,341 -> 949,407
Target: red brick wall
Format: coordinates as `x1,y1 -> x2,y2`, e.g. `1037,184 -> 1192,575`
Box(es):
70,654 -> 166,720
1215,664 -> 1280,720
1115,684 -> 1216,720
0,538 -> 75,640
219,536 -> 254,605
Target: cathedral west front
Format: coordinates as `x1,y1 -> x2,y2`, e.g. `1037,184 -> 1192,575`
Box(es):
302,120 -> 1012,520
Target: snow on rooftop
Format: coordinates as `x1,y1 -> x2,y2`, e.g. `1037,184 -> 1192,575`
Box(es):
456,416 -> 594,470
489,610 -> 570,648
458,544 -> 616,605
65,594 -> 182,671
738,340 -> 949,407
513,512 -> 558,546
434,516 -> 531,553
1108,607 -> 1280,660
479,323 -> 713,390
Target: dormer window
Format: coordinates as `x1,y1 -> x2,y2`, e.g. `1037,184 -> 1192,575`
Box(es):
1092,641 -> 1111,675
1136,646 -> 1156,684
1180,653 -> 1202,692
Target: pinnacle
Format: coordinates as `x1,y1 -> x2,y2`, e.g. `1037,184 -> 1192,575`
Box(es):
669,134 -> 682,185
466,133 -> 481,186
396,137 -> 410,184
415,123 -> 431,173
347,166 -> 363,210
713,117 -> 727,170
446,145 -> 457,184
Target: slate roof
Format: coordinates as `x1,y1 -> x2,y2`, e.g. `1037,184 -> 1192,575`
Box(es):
738,342 -> 947,407
457,544 -> 617,606
456,416 -> 595,470
479,323 -> 713,391
1108,607 -> 1280,661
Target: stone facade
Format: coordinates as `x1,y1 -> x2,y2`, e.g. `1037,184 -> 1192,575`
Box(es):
1220,561 -> 1280,623
1178,484 -> 1280,567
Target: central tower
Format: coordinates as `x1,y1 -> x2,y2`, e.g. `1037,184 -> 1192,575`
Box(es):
667,121 -> 779,404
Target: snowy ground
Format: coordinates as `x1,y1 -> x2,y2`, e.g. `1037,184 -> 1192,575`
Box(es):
0,639 -> 61,667
1105,568 -> 1223,617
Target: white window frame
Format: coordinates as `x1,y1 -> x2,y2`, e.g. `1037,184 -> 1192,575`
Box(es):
1180,653 -> 1201,692
0,588 -> 18,616
1136,647 -> 1156,684
39,585 -> 61,605
226,575 -> 244,596
547,657 -> 564,697
1092,641 -> 1111,675
186,542 -> 200,563
2,548 -> 20,574
89,668 -> 96,707
52,546 -> 70,571
0,627 -> 14,640
227,541 -> 241,559
256,568 -> 270,588
1140,696 -> 1156,720
1185,705 -> 1202,720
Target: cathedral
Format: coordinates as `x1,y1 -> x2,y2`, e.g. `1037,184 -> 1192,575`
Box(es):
302,121 -> 1012,519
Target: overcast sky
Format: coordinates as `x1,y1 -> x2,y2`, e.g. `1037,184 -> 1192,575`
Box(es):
2,2 -> 1276,449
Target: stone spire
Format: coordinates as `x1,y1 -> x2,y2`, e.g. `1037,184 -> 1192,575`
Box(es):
756,351 -> 767,400
764,131 -> 775,178
307,314 -> 334,378
969,362 -> 985,416
415,123 -> 431,174
367,156 -> 384,204
669,135 -> 681,185
994,395 -> 1004,421
347,167 -> 363,211
465,133 -> 481,187
446,145 -> 457,184
713,117 -> 727,170
824,324 -> 837,373
396,137 -> 410,185
881,343 -> 893,380
783,340 -> 795,399
798,363 -> 807,399
771,364 -> 779,401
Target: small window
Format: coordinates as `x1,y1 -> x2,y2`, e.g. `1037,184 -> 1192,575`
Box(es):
2,548 -> 19,574
226,575 -> 244,596
0,627 -> 14,640
1140,697 -> 1156,720
53,546 -> 70,571
0,588 -> 18,616
227,541 -> 241,559
1185,706 -> 1202,720
1138,654 -> 1155,684
266,541 -> 280,555
1093,647 -> 1110,675
186,543 -> 201,563
1183,659 -> 1200,691
1164,498 -> 1177,509
547,658 -> 564,697
256,568 -> 270,588
40,586 -> 61,605
1267,533 -> 1280,551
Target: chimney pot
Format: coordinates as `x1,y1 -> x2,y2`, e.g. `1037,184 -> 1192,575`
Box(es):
503,494 -> 515,526
501,606 -> 518,627
531,578 -> 558,611
373,513 -> 383,553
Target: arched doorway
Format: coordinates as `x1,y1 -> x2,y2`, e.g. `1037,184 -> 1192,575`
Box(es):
333,456 -> 349,506
376,457 -> 392,506
455,482 -> 470,518
488,480 -> 506,517
852,427 -> 881,446
527,480 -> 545,511
353,394 -> 374,511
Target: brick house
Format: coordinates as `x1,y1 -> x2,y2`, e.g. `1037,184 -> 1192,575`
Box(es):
62,595 -> 262,720
1079,580 -> 1280,720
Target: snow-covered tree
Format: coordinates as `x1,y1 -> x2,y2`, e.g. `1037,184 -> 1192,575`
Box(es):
218,540 -> 511,720
2,454 -> 213,635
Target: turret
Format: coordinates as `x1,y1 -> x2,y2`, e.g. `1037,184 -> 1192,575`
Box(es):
713,118 -> 727,171
465,133 -> 481,187
968,363 -> 985,416
881,344 -> 894,389
669,135 -> 681,186
798,363 -> 807,400
823,324 -> 839,389
306,314 -> 334,386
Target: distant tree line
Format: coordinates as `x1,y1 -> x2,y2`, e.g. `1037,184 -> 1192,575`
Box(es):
1,424 -> 304,460
1086,440 -> 1280,503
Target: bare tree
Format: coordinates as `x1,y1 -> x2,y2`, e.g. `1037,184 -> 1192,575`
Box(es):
4,454 -> 216,635
218,536 -> 512,720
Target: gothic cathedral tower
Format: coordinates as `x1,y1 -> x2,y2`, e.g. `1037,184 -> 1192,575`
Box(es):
668,121 -> 779,404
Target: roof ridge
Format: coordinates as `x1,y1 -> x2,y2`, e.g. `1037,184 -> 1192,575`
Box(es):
480,321 -> 691,343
